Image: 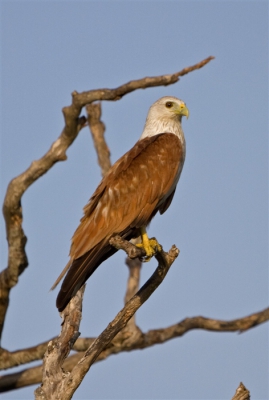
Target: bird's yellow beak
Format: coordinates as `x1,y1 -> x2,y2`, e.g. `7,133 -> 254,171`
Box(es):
178,103 -> 189,119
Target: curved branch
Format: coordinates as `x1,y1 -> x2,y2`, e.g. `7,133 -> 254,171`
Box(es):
0,116 -> 86,340
71,56 -> 214,107
0,56 -> 214,340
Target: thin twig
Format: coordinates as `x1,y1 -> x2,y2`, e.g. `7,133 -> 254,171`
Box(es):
86,103 -> 111,177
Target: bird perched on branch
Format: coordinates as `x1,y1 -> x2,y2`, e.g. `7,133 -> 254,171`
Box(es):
53,96 -> 189,311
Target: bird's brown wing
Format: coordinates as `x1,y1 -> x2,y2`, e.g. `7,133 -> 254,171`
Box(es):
56,133 -> 185,311
159,188 -> 176,215
70,133 -> 184,258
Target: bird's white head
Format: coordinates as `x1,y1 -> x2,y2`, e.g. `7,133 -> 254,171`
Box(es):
140,96 -> 189,140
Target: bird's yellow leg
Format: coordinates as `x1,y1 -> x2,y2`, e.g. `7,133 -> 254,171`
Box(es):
136,226 -> 162,262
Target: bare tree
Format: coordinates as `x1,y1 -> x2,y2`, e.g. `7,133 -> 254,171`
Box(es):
0,56 -> 268,398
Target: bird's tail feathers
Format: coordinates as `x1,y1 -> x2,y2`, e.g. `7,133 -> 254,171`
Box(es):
56,241 -> 117,312
50,259 -> 72,291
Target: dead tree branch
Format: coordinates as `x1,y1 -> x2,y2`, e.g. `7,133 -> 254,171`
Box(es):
0,306 -> 268,392
124,256 -> 142,304
86,103 -> 111,177
231,382 -> 250,400
34,286 -> 85,400
123,254 -> 142,334
71,56 -> 214,107
0,115 -> 87,340
0,56 -> 214,339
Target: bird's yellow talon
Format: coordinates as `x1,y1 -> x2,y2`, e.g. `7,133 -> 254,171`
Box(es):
149,238 -> 162,253
135,229 -> 162,262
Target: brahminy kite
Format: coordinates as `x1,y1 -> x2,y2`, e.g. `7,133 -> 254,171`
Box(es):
54,96 -> 189,311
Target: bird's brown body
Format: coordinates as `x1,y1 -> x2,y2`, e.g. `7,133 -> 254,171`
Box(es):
55,96 -> 188,311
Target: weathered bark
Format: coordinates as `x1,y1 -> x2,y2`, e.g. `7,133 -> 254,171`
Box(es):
86,102 -> 111,177
231,382 -> 250,400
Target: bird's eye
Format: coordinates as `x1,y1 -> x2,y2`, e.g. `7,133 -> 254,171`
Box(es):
165,101 -> 173,108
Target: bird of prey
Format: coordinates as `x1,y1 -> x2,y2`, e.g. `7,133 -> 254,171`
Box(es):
54,96 -> 189,311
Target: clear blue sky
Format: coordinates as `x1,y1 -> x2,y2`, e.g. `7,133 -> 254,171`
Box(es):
1,1 -> 268,399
